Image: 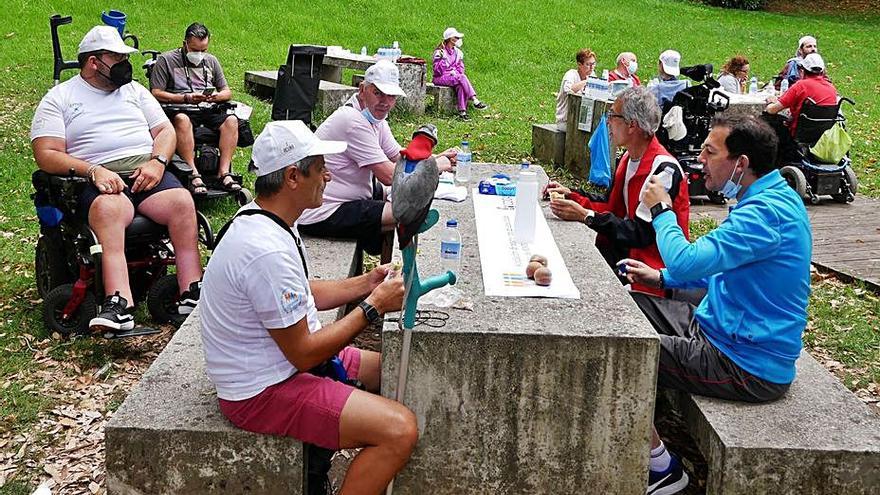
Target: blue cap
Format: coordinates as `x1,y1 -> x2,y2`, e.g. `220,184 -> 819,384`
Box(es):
446,219 -> 458,227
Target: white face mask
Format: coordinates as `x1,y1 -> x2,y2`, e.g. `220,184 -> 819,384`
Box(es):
454,39 -> 462,48
627,61 -> 638,75
186,51 -> 206,66
719,159 -> 744,199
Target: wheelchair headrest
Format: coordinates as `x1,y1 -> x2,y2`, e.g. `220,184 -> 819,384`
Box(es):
681,64 -> 713,83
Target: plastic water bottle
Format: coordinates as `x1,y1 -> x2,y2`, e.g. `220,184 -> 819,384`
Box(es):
455,140 -> 472,185
602,69 -> 609,80
440,219 -> 462,275
360,46 -> 367,56
749,76 -> 758,94
392,41 -> 400,62
515,160 -> 530,183
514,171 -> 538,243
779,78 -> 789,95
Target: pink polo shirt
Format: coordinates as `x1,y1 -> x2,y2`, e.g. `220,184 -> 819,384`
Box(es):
298,95 -> 401,225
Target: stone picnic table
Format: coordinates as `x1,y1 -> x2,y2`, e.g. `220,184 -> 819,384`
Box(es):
320,51 -> 426,114
381,162 -> 660,494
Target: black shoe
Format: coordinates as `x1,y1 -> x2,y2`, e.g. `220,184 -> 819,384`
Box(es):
473,101 -> 489,110
647,454 -> 689,495
90,292 -> 135,333
458,110 -> 471,121
177,280 -> 201,315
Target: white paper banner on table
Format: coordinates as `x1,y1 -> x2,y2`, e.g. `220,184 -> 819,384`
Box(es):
473,191 -> 581,298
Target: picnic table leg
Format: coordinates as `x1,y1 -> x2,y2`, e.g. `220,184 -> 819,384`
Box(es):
321,65 -> 342,84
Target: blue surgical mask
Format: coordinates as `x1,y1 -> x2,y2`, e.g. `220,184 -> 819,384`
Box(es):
361,108 -> 383,125
627,61 -> 638,75
719,160 -> 744,199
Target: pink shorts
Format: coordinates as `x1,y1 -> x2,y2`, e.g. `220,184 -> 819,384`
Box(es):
218,346 -> 362,450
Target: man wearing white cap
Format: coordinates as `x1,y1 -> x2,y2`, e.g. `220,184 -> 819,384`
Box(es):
766,53 -> 838,137
30,26 -> 203,335
201,120 -> 415,493
299,60 -> 456,255
649,49 -> 688,108
776,35 -> 818,89
432,27 -> 488,120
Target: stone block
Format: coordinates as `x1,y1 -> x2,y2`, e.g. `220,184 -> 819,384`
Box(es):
317,81 -> 359,115
106,236 -> 361,494
381,164 -> 659,494
666,351 -> 880,494
426,83 -> 457,115
532,123 -> 566,166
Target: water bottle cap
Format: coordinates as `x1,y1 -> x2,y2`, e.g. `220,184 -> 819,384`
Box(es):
446,219 -> 458,227
520,161 -> 530,169
461,140 -> 469,146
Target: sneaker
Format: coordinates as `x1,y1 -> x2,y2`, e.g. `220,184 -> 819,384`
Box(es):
90,292 -> 135,333
458,110 -> 471,121
177,280 -> 201,315
473,101 -> 489,110
647,454 -> 689,495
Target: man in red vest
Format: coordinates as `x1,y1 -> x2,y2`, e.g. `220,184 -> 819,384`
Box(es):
546,86 -> 690,297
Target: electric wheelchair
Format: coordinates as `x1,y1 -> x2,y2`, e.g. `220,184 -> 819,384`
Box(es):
773,97 -> 858,204
657,64 -> 730,205
33,171 -> 214,338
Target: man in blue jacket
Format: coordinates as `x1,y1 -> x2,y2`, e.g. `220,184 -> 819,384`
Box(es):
620,113 -> 812,495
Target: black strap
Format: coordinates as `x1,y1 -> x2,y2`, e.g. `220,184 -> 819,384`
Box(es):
215,209 -> 309,278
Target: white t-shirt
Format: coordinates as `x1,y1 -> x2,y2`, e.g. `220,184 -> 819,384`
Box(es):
555,69 -> 585,126
200,202 -> 322,401
298,95 -> 401,225
30,75 -> 168,167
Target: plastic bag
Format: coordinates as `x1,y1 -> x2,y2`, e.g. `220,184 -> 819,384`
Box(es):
588,114 -> 612,188
810,122 -> 852,164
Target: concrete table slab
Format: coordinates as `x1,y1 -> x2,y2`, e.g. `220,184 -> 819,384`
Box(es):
381,163 -> 659,494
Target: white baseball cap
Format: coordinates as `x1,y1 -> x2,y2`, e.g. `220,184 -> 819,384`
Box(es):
251,121 -> 346,177
364,60 -> 406,97
799,53 -> 825,73
443,27 -> 464,40
659,50 -> 681,77
798,35 -> 817,49
78,26 -> 138,55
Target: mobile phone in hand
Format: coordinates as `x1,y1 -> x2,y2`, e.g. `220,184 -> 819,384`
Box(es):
203,87 -> 215,96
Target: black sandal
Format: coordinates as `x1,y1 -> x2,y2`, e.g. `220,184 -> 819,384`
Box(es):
188,173 -> 208,196
221,173 -> 242,192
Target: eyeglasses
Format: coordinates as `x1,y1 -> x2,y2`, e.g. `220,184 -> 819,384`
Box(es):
583,62 -> 597,67
606,111 -> 626,121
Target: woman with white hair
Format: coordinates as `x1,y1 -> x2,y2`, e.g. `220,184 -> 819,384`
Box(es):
776,35 -> 818,89
432,27 -> 488,120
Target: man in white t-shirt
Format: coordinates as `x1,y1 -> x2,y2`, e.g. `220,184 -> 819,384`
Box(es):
30,26 -> 203,335
200,120 -> 414,493
555,48 -> 597,130
298,60 -> 457,254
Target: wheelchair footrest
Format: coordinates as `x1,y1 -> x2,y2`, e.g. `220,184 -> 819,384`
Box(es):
102,326 -> 161,340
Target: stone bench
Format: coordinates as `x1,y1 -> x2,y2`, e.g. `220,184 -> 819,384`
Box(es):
425,83 -> 457,115
665,350 -> 880,494
531,123 -> 565,167
106,236 -> 362,494
243,70 -> 358,115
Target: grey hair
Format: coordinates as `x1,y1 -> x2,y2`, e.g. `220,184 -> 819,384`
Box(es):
618,86 -> 661,137
254,155 -> 321,197
616,52 -> 636,65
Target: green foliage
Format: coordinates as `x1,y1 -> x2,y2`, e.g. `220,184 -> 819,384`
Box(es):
702,0 -> 768,11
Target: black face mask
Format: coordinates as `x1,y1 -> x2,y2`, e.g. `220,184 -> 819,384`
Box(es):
96,57 -> 133,88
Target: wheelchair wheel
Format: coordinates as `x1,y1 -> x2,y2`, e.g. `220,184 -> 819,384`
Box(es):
35,231 -> 75,298
147,274 -> 184,327
707,190 -> 727,205
780,166 -> 807,200
832,166 -> 858,203
130,266 -> 168,304
236,188 -> 253,206
43,283 -> 96,337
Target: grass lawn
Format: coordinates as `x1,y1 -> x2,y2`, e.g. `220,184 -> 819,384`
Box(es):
0,0 -> 878,491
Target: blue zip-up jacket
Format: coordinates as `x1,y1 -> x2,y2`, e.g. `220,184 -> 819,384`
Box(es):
653,170 -> 812,384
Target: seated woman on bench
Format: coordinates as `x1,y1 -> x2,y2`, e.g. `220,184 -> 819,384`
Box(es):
432,27 -> 488,121
149,22 -> 240,194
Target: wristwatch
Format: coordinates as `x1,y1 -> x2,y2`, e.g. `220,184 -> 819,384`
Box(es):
650,202 -> 672,220
358,301 -> 381,324
581,210 -> 596,226
151,154 -> 169,166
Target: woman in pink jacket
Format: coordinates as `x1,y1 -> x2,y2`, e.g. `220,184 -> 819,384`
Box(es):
432,27 -> 488,120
